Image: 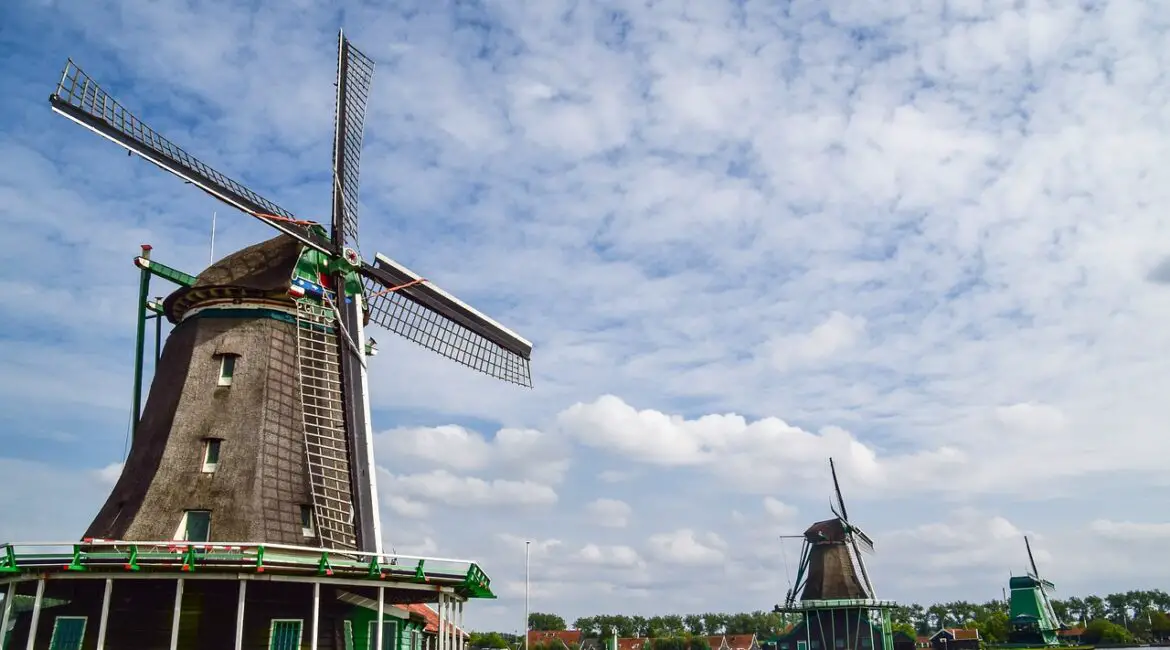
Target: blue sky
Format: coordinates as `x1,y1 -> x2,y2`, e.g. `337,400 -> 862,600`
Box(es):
4,0 -> 1170,633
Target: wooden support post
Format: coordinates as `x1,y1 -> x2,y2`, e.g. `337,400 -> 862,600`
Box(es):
235,580 -> 247,650
376,586 -> 384,650
310,582 -> 320,650
169,578 -> 184,650
24,578 -> 45,650
1,583 -> 15,650
95,578 -> 113,650
458,599 -> 465,650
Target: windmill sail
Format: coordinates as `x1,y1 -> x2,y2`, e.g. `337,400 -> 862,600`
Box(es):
363,254 -> 533,387
331,32 -> 375,253
48,60 -> 332,254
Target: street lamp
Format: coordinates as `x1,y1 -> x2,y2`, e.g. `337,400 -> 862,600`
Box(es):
525,541 -> 531,650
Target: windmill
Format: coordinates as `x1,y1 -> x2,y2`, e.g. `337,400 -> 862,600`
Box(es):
1007,536 -> 1063,646
1,29 -> 520,650
47,31 -> 532,556
775,459 -> 897,650
784,458 -> 877,608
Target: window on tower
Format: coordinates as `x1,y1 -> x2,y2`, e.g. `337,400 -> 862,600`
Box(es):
174,510 -> 212,542
217,354 -> 237,386
300,504 -> 314,537
202,438 -> 221,473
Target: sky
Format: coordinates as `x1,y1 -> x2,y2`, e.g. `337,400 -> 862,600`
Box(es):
3,0 -> 1170,634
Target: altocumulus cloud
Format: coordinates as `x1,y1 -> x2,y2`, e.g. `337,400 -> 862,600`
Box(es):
3,0 -> 1170,631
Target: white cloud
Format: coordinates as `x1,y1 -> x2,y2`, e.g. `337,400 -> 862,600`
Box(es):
762,497 -> 798,521
6,0 -> 1170,634
377,469 -> 558,510
1089,519 -> 1170,542
575,543 -> 644,569
764,312 -> 868,371
585,498 -> 633,528
647,529 -> 726,566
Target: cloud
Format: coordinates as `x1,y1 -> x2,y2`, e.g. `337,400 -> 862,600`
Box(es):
762,497 -> 798,521
647,529 -> 727,566
1089,519 -> 1170,542
5,0 -> 1170,634
585,498 -> 633,528
575,544 -> 644,569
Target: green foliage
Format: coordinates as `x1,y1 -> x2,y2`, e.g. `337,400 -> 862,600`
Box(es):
572,611 -> 797,638
469,632 -> 512,649
890,622 -> 916,639
530,613 -> 568,631
1082,618 -> 1134,645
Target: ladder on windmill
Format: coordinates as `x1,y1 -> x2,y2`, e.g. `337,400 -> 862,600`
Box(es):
295,300 -> 357,550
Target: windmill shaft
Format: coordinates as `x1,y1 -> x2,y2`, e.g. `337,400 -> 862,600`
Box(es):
335,293 -> 378,552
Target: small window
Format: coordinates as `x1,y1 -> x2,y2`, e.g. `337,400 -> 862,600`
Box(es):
300,505 -> 314,537
269,619 -> 303,650
49,616 -> 87,650
835,640 -> 845,649
174,510 -> 211,542
217,354 -> 236,386
202,439 -> 221,473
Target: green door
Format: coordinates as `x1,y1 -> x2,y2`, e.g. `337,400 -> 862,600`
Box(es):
48,617 -> 86,650
270,619 -> 303,650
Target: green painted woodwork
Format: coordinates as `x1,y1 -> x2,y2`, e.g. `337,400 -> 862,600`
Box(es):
0,542 -> 495,599
1007,576 -> 1061,646
270,619 -> 304,650
47,616 -> 85,650
345,606 -> 429,650
293,246 -> 363,298
138,258 -> 197,288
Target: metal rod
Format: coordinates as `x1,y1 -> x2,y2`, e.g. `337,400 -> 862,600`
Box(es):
524,541 -> 530,650
131,244 -> 152,443
235,580 -> 247,650
169,578 -> 184,650
154,297 -> 163,365
311,582 -> 320,650
96,578 -> 113,650
1,583 -> 14,650
25,578 -> 45,650
210,211 -> 217,265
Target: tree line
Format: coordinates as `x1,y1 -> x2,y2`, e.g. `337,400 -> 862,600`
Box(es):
510,589 -> 1170,645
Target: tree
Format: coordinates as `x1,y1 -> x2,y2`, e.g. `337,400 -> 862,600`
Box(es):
471,633 -> 512,649
530,613 -> 567,631
890,622 -> 916,639
1082,618 -> 1134,645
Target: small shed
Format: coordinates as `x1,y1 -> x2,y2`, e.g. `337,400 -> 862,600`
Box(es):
929,628 -> 980,650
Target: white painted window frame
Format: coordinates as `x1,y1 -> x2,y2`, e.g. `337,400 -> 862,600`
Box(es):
269,618 -> 304,650
300,504 -> 315,538
217,354 -> 236,387
48,615 -> 88,650
172,509 -> 212,542
370,619 -> 398,650
201,438 -> 221,473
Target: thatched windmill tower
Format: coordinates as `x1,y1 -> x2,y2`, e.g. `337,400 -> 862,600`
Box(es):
774,460 -> 898,650
0,30 -> 524,650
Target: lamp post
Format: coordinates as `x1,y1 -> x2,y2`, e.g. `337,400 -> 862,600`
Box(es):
525,540 -> 531,650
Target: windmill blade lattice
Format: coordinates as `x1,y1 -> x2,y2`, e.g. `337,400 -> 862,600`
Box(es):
362,255 -> 533,387
49,61 -> 332,253
331,35 -> 375,253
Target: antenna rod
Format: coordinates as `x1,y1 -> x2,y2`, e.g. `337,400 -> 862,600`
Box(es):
209,210 -> 217,265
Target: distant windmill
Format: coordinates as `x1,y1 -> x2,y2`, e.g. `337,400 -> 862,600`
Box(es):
1006,536 -> 1064,646
775,459 -> 897,650
47,30 -> 533,555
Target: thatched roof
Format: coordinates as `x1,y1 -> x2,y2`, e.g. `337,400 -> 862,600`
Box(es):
164,234 -> 303,322
804,517 -> 848,543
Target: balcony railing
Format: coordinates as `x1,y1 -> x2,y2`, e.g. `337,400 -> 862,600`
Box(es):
0,539 -> 494,598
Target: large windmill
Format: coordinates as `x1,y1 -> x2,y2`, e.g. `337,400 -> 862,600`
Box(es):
0,30 -> 522,650
1006,536 -> 1064,646
47,31 -> 532,556
774,459 -> 897,650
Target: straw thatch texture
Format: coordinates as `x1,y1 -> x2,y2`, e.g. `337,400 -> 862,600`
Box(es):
799,518 -> 871,600
86,235 -> 322,545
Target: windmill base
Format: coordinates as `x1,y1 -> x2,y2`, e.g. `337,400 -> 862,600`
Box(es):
0,540 -> 489,650
772,600 -> 900,650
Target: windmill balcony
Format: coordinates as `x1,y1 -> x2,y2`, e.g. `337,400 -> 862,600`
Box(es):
0,540 -> 491,650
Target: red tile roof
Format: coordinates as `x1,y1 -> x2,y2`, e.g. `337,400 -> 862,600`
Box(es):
725,635 -> 757,650
393,604 -> 468,638
617,637 -> 650,650
935,629 -> 980,641
1058,628 -> 1085,637
530,631 -> 584,648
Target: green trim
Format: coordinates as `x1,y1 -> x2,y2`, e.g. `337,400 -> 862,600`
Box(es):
138,258 -> 197,288
0,542 -> 495,599
187,307 -> 299,326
